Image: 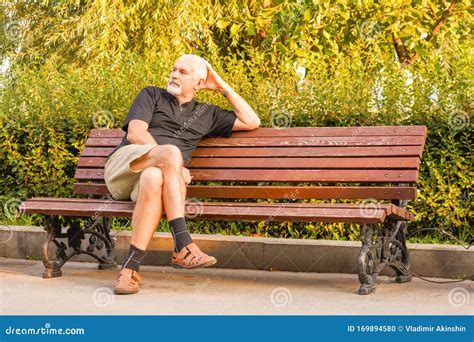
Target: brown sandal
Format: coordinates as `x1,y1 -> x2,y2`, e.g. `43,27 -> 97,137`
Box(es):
114,268 -> 142,295
171,245 -> 217,269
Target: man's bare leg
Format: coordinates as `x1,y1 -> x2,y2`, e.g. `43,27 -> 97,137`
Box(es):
130,144 -> 185,220
114,146 -> 184,294
130,145 -> 194,253
130,167 -> 164,250
129,144 -> 215,266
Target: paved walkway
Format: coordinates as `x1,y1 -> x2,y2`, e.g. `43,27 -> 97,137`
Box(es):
0,258 -> 472,315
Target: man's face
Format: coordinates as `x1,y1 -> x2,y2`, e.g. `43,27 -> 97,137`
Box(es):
167,57 -> 202,98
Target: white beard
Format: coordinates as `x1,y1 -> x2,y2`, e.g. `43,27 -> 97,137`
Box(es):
167,83 -> 182,96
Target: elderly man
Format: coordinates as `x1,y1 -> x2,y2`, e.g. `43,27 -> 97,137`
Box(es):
104,54 -> 260,294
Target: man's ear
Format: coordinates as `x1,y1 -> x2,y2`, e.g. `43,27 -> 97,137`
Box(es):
194,78 -> 205,90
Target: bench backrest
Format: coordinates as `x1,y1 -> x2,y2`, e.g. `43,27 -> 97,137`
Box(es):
74,126 -> 427,201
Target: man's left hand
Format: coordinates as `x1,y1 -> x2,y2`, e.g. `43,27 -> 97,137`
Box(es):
197,60 -> 229,93
182,167 -> 192,185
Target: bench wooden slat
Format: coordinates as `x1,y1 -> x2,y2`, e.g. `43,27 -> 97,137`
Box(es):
197,136 -> 425,147
80,146 -> 424,158
186,157 -> 420,169
81,147 -> 116,157
77,156 -> 420,169
74,168 -> 419,183
73,183 -> 417,199
77,157 -> 109,168
191,146 -> 424,158
85,135 -> 425,148
88,126 -> 427,138
21,198 -> 413,223
189,169 -> 419,182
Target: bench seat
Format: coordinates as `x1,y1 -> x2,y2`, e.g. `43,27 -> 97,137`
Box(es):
23,197 -> 414,223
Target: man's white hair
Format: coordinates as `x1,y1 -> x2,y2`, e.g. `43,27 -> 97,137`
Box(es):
178,54 -> 207,81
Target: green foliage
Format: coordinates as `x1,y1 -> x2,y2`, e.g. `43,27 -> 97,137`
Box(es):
0,0 -> 472,244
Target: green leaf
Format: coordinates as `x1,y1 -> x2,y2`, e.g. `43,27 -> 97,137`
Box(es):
230,23 -> 241,38
304,9 -> 311,21
247,22 -> 256,36
216,19 -> 231,30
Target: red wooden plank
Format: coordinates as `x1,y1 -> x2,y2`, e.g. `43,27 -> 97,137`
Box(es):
230,126 -> 428,137
86,137 -> 123,147
187,157 -> 420,169
77,156 -> 420,170
87,126 -> 428,139
74,168 -> 418,182
198,136 -> 424,147
191,146 -> 424,158
80,145 -> 424,158
77,157 -> 108,168
73,183 -> 417,200
21,198 -> 413,222
86,136 -> 425,148
189,169 -> 419,182
81,147 -> 115,157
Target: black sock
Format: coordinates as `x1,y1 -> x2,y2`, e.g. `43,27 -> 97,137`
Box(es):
169,217 -> 193,253
122,244 -> 145,272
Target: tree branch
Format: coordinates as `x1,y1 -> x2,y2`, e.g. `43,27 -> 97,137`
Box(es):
392,34 -> 410,64
410,0 -> 458,64
393,0 -> 458,65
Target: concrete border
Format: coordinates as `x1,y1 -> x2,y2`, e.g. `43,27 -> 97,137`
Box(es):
0,225 -> 472,279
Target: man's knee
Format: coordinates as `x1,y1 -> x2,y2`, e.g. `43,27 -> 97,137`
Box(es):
139,167 -> 164,194
154,144 -> 183,171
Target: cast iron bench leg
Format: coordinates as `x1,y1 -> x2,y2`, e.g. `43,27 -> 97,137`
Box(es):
358,219 -> 413,295
42,216 -> 63,278
358,223 -> 382,295
41,215 -> 117,278
384,219 -> 412,283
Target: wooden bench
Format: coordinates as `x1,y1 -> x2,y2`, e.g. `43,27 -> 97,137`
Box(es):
21,125 -> 428,295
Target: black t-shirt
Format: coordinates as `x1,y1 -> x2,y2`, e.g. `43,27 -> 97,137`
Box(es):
113,86 -> 237,165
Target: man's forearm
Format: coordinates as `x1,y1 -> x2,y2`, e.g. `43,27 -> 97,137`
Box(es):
219,85 -> 260,128
127,130 -> 158,145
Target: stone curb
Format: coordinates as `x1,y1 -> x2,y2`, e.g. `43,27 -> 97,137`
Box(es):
0,225 -> 472,279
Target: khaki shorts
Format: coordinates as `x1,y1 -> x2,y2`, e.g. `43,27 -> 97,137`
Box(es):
104,144 -> 156,202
